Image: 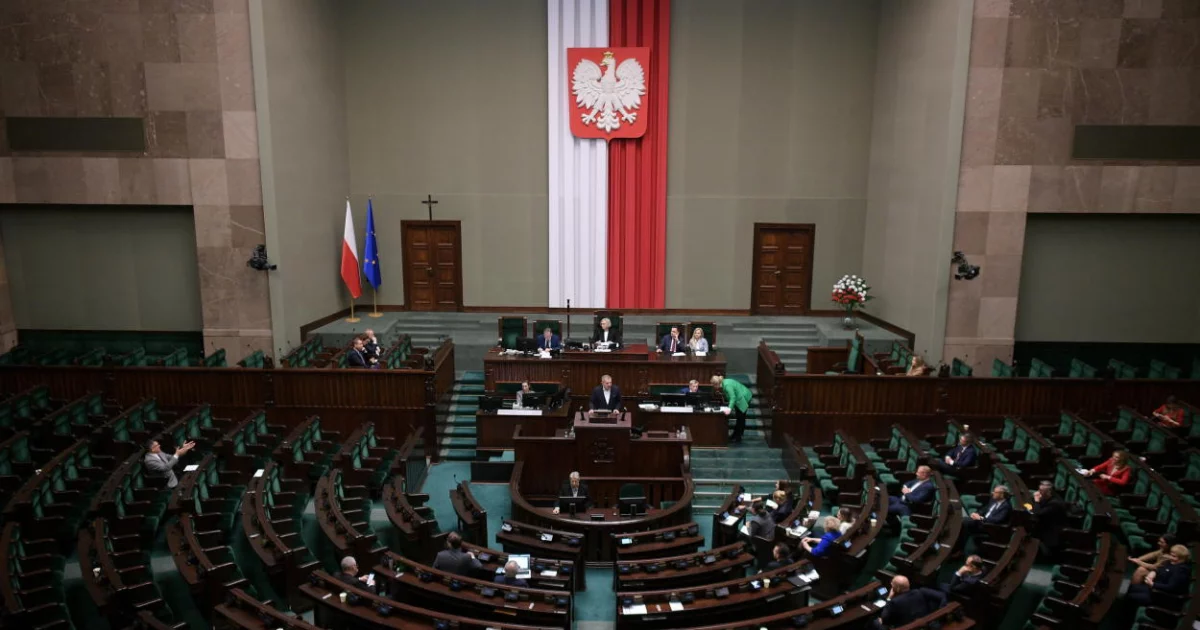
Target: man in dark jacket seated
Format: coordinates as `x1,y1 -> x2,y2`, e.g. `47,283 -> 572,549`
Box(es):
1127,545 -> 1192,606
930,433 -> 978,476
761,543 -> 792,572
878,575 -> 947,628
432,533 -> 482,576
887,466 -> 936,517
1029,480 -> 1067,561
959,485 -> 1012,551
494,560 -> 529,587
942,555 -> 984,596
336,556 -> 376,593
552,471 -> 590,515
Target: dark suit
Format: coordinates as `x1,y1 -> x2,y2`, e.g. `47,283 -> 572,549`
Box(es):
1127,562 -> 1191,604
346,349 -> 367,368
944,572 -> 981,595
963,498 -> 1012,545
336,571 -> 377,594
658,334 -> 685,353
769,498 -> 794,524
887,478 -> 935,517
590,327 -> 622,347
363,340 -> 380,360
1030,496 -> 1067,558
590,385 -> 622,411
932,444 -> 977,475
537,334 -> 561,350
746,513 -> 776,541
557,480 -> 590,511
880,588 -> 946,627
494,575 -> 529,587
432,548 -> 482,576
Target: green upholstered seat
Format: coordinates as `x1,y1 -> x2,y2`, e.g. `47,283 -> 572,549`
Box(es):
498,316 -> 528,349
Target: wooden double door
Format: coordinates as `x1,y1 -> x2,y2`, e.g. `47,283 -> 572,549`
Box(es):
751,223 -> 814,315
401,220 -> 463,311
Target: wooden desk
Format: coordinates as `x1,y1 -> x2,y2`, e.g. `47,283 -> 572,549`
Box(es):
513,413 -> 691,488
633,408 -> 727,447
484,345 -> 726,397
477,404 -> 572,449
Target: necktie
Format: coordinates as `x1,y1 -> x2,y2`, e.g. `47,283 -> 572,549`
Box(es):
984,502 -> 998,519
670,339 -> 676,353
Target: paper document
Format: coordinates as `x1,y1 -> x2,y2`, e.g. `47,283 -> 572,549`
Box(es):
722,515 -> 740,526
695,352 -> 707,357
808,510 -> 820,520
540,533 -> 553,542
874,599 -> 887,608
719,406 -> 731,413
1075,468 -> 1089,475
802,569 -> 819,581
538,352 -> 552,359
638,404 -> 658,411
183,464 -> 198,472
786,527 -> 809,539
739,524 -> 750,536
254,469 -> 264,478
765,499 -> 778,510
669,601 -> 684,611
661,406 -> 693,414
622,604 -> 648,615
671,352 -> 686,357
540,570 -> 557,577
497,409 -> 541,416
594,348 -> 612,353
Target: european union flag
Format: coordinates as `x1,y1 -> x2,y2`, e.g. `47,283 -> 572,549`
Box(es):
362,199 -> 382,290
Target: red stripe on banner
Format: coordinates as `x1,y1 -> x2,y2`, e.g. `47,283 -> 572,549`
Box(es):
607,0 -> 669,309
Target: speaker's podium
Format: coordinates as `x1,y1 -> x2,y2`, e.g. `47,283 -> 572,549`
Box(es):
512,411 -> 691,491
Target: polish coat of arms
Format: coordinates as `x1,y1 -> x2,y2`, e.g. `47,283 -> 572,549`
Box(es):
567,47 -> 650,140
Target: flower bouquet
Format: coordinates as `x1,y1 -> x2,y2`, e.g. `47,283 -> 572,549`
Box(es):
832,275 -> 872,328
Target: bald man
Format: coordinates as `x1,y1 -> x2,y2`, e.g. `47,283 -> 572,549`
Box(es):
879,575 -> 946,628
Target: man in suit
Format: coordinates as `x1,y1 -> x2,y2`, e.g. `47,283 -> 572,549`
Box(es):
657,326 -> 684,354
552,471 -> 590,514
362,329 -> 381,364
346,337 -> 369,368
761,543 -> 791,572
878,575 -> 946,628
494,560 -> 529,587
942,555 -> 984,596
432,532 -> 482,576
336,556 -> 377,592
962,485 -> 1012,548
1029,480 -> 1067,561
591,317 -> 622,347
536,327 -> 561,351
744,500 -> 776,541
887,465 -> 936,517
679,379 -> 701,394
144,438 -> 195,488
590,375 -> 622,411
930,433 -> 978,476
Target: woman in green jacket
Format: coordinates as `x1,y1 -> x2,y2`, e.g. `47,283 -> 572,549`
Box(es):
711,374 -> 752,443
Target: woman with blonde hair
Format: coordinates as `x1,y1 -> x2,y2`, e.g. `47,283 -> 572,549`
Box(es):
688,327 -> 709,353
1087,450 -> 1131,496
800,516 -> 842,558
907,355 -> 930,377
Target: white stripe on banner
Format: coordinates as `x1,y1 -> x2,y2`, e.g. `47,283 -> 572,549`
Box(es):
547,0 -> 608,309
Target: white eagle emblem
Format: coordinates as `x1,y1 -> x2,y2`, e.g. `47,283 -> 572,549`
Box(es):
571,51 -> 646,134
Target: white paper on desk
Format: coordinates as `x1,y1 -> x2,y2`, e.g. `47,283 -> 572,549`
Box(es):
660,406 -> 693,414
671,352 -> 686,357
622,604 -> 648,615
183,464 -> 198,472
765,499 -> 778,510
497,409 -> 541,416
808,510 -> 820,520
253,469 -> 264,478
594,348 -> 612,353
668,601 -> 684,612
803,569 -> 819,581
739,524 -> 750,536
639,403 -> 658,411
695,352 -> 707,357
738,493 -> 752,503
874,599 -> 887,608
540,533 -> 553,542
722,515 -> 739,526
786,527 -> 809,539
540,570 -> 557,577
538,351 -> 552,359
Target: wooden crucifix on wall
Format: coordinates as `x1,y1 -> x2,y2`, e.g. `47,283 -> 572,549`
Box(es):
422,194 -> 438,220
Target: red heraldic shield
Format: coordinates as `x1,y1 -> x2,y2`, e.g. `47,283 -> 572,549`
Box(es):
567,47 -> 650,140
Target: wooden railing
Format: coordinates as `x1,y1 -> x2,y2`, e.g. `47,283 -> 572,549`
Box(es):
0,338 -> 455,461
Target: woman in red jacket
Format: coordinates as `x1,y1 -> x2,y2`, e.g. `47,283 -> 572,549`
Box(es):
1087,450 -> 1132,496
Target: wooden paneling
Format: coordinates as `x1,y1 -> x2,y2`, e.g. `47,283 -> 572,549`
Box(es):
803,347 -> 846,374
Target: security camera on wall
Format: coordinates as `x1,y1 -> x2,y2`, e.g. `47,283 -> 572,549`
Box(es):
951,251 -> 980,281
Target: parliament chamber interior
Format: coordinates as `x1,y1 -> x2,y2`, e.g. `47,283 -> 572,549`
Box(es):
1,1 -> 1199,629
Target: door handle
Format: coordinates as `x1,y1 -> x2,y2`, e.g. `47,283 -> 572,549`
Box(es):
773,270 -> 781,276
426,266 -> 434,277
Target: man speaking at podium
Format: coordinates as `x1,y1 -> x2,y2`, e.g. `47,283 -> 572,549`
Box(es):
590,374 -> 622,411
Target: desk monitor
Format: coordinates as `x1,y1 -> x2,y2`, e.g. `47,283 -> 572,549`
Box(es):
685,392 -> 712,408
659,393 -> 687,408
618,495 -> 647,517
521,392 -> 546,409
478,395 -> 503,413
558,496 -> 588,516
515,337 -> 537,353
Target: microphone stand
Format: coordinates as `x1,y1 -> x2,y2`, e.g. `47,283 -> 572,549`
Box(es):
566,299 -> 571,341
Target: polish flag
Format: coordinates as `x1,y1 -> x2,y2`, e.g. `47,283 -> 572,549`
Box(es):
341,201 -> 362,298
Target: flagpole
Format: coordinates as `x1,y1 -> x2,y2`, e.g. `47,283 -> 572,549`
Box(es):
369,286 -> 382,318
347,288 -> 360,323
